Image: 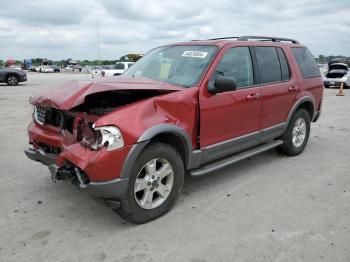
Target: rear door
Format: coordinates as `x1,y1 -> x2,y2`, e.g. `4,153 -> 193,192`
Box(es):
254,46 -> 297,130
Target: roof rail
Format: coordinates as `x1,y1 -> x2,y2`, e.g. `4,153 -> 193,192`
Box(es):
208,36 -> 239,40
237,36 -> 299,44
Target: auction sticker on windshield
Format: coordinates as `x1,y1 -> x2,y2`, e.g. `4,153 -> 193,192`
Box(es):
182,51 -> 208,59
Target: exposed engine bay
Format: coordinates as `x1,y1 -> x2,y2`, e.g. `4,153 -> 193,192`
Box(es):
33,89 -> 172,149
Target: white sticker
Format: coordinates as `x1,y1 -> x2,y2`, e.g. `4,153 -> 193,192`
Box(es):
182,51 -> 208,59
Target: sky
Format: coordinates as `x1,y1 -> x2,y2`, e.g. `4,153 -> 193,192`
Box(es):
0,0 -> 349,61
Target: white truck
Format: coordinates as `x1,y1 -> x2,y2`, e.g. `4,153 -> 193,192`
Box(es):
101,62 -> 134,77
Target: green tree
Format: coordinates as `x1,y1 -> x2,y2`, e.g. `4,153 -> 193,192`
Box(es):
318,55 -> 326,64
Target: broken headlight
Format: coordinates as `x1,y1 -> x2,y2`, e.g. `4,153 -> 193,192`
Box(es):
92,125 -> 124,151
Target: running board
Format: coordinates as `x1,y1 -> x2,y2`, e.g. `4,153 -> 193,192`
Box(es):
189,140 -> 283,177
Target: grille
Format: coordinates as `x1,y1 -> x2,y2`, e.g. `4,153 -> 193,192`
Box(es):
34,106 -> 47,125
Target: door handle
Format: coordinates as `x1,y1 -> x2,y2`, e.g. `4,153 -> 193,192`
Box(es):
288,86 -> 298,92
246,93 -> 260,101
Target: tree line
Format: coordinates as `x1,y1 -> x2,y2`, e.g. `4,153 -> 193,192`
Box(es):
1,55 -> 349,68
0,54 -> 143,67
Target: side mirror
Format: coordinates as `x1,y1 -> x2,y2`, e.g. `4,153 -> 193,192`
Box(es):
207,76 -> 237,93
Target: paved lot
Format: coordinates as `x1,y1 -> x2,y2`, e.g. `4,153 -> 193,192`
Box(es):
0,72 -> 349,262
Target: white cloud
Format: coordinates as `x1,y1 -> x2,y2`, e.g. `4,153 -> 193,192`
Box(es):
0,0 -> 349,60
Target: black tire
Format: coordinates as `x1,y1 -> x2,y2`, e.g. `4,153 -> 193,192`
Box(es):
277,108 -> 310,156
6,75 -> 19,86
116,142 -> 184,224
324,84 -> 329,89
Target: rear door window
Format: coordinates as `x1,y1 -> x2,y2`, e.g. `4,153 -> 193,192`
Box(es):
255,47 -> 282,84
291,47 -> 321,78
215,47 -> 254,88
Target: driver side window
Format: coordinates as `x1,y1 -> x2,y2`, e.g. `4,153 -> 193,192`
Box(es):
216,47 -> 254,88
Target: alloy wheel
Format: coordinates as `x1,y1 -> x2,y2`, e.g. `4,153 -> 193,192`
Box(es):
134,158 -> 174,209
292,117 -> 307,147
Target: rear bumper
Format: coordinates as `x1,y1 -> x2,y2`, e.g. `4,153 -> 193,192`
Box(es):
323,78 -> 348,87
24,147 -> 57,166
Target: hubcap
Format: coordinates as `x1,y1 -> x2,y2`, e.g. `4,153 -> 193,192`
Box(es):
8,76 -> 17,85
134,158 -> 174,209
292,118 -> 307,147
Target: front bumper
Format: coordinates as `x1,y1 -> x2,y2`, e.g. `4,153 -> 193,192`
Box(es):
24,147 -> 57,166
25,146 -> 130,199
48,164 -> 129,199
26,121 -> 134,199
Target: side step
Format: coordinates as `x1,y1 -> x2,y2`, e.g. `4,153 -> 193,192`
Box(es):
189,140 -> 283,177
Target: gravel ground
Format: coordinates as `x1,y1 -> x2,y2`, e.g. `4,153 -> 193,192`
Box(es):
0,72 -> 349,262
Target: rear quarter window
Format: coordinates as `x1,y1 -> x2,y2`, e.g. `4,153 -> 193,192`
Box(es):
277,48 -> 290,81
291,47 -> 321,78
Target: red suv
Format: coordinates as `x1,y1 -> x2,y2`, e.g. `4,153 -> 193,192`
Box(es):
25,36 -> 323,223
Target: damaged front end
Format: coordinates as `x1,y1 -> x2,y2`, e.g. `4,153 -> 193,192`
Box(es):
25,79 -> 183,196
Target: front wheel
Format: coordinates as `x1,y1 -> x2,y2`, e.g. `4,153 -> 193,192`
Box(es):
7,75 -> 19,86
116,143 -> 184,223
277,108 -> 310,156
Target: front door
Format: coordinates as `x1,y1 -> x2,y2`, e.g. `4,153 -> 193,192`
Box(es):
199,46 -> 262,161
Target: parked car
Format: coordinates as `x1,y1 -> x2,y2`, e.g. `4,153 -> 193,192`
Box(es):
91,65 -> 112,78
25,36 -> 323,223
0,67 -> 27,85
323,63 -> 350,88
39,66 -> 54,73
101,62 -> 134,77
50,65 -> 61,72
91,66 -> 102,77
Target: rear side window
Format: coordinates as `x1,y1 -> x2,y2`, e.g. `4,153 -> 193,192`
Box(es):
115,63 -> 125,70
291,47 -> 320,78
277,48 -> 290,81
255,47 -> 281,84
215,47 -> 254,88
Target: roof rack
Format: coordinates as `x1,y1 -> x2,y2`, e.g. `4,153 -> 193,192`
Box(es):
206,35 -> 299,44
237,36 -> 299,44
208,36 -> 239,40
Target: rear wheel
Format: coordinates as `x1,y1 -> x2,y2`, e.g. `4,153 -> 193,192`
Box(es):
116,143 -> 184,223
277,108 -> 310,156
7,75 -> 19,86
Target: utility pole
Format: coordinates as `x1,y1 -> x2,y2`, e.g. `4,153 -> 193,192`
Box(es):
97,19 -> 100,60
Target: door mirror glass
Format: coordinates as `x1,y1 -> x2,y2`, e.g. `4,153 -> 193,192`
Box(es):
208,75 -> 237,93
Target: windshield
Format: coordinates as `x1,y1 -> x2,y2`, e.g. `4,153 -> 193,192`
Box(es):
124,45 -> 217,87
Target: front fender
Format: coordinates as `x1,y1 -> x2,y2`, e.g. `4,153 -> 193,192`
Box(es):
120,124 -> 194,179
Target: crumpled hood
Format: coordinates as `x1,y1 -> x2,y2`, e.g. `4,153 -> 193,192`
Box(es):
29,77 -> 183,110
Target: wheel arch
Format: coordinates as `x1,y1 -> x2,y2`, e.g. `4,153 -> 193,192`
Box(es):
6,73 -> 19,79
120,124 -> 193,179
287,96 -> 315,125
